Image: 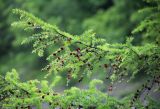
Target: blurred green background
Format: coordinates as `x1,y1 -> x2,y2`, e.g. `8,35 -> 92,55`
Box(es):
0,0 -> 152,97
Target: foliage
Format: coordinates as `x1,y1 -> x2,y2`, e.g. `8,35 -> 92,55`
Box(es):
0,0 -> 160,109
83,0 -> 147,43
0,0 -> 114,81
1,69 -> 159,109
0,69 -> 124,109
11,8 -> 159,84
132,0 -> 160,44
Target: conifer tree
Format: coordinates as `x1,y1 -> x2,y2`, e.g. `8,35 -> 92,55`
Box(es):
0,0 -> 160,109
